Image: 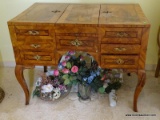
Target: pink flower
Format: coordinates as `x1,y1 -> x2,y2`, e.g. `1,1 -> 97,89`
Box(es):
71,66 -> 78,73
54,69 -> 59,76
62,68 -> 70,74
61,61 -> 67,66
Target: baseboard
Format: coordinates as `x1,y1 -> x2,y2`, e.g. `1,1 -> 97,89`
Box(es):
0,61 -> 16,67
0,61 -> 157,71
145,64 -> 156,71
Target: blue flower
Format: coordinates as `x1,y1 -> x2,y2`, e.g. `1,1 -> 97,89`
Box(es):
90,71 -> 96,77
58,63 -> 64,70
87,76 -> 94,84
96,71 -> 100,76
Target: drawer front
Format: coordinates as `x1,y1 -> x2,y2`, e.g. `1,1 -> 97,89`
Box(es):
19,41 -> 55,51
55,27 -> 98,35
101,55 -> 139,68
56,36 -> 99,52
21,52 -> 55,65
15,26 -> 53,40
101,44 -> 140,54
101,28 -> 142,44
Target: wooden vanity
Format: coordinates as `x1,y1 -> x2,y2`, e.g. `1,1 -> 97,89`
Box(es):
8,3 -> 150,112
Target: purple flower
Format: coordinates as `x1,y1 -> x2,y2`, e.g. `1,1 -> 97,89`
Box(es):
59,85 -> 66,90
68,51 -> 75,55
65,55 -> 71,61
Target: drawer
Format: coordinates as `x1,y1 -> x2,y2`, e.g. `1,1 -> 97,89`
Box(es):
20,52 -> 55,65
100,28 -> 142,44
56,36 -> 99,52
15,26 -> 54,40
19,41 -> 55,51
55,27 -> 98,36
101,44 -> 140,54
101,55 -> 139,69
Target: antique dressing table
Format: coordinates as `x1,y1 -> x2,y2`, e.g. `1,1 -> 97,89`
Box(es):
8,3 -> 150,112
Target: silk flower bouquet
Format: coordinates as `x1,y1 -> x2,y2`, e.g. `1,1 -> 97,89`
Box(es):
33,51 -> 122,101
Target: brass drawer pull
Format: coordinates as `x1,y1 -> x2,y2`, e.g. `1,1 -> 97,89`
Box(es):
71,38 -> 83,47
33,55 -> 41,60
114,47 -> 126,52
30,44 -> 41,48
28,30 -> 39,35
116,58 -> 124,64
116,32 -> 128,37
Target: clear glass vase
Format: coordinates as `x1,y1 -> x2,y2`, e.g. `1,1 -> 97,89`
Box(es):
78,83 -> 91,100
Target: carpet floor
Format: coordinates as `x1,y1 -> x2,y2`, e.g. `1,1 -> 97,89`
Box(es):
0,67 -> 160,120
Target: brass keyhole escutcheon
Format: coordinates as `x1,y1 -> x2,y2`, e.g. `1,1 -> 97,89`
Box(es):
33,55 -> 41,60
114,47 -> 126,52
30,44 -> 41,48
28,30 -> 39,35
116,32 -> 128,37
71,38 -> 83,47
116,58 -> 124,64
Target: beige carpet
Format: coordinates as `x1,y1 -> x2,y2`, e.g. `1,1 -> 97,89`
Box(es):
0,67 -> 160,120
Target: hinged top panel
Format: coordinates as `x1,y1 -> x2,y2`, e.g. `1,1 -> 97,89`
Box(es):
56,4 -> 100,26
8,3 -> 68,25
99,4 -> 150,26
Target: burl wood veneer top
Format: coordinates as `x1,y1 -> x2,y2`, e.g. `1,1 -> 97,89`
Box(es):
8,3 -> 150,27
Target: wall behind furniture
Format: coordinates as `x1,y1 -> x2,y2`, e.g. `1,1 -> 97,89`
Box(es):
1,0 -> 160,69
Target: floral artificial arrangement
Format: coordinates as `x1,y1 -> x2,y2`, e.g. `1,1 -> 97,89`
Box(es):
33,51 -> 122,101
58,51 -> 103,89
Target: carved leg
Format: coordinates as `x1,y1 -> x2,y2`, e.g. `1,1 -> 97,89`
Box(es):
155,58 -> 160,78
133,70 -> 146,112
15,65 -> 33,105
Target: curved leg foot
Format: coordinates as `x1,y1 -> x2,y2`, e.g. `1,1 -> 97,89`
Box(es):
133,70 -> 146,112
15,65 -> 33,105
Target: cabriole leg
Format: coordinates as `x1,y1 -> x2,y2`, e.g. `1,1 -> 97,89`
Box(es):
15,65 -> 32,105
133,70 -> 146,112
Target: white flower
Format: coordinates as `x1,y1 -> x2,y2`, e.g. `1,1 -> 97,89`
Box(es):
45,70 -> 54,76
53,87 -> 61,99
41,84 -> 53,93
36,77 -> 42,86
103,83 -> 108,88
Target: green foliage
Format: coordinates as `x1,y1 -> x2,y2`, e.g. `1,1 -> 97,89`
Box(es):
90,76 -> 104,92
66,62 -> 71,69
105,82 -> 122,94
33,87 -> 40,97
98,87 -> 105,94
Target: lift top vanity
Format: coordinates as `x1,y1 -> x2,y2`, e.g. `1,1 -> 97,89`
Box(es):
8,3 -> 150,112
